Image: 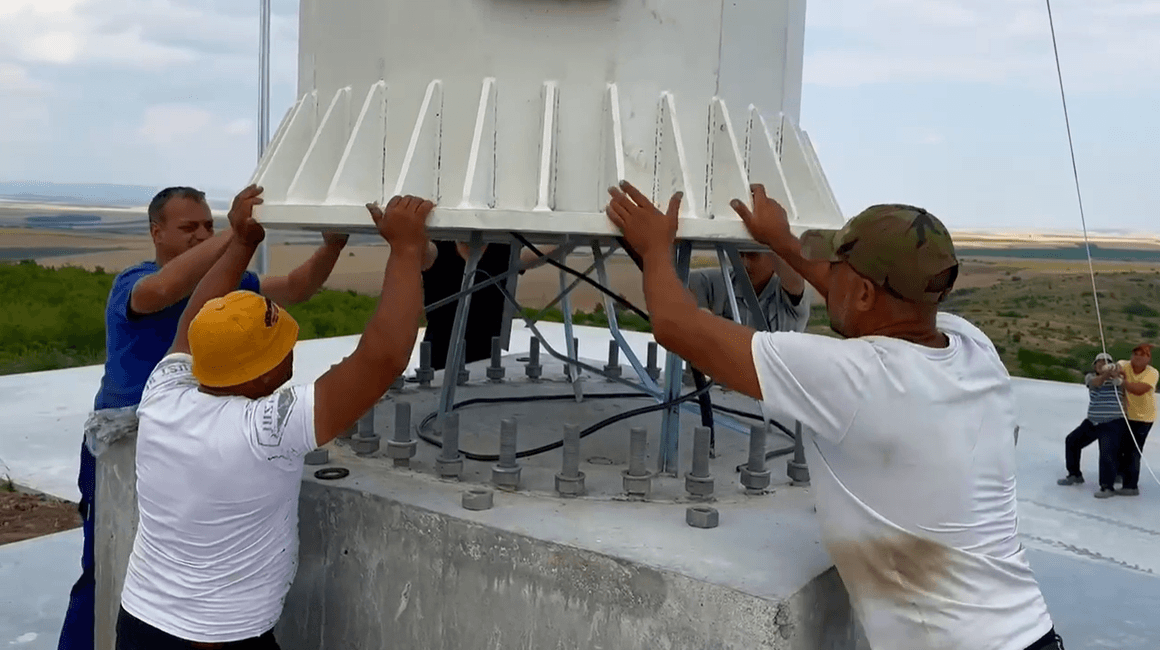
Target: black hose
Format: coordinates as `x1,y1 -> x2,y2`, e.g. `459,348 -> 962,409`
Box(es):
421,233 -> 722,463
734,446 -> 797,473
416,380 -> 717,462
511,233 -> 651,321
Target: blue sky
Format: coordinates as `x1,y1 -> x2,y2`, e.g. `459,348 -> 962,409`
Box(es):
0,0 -> 1156,233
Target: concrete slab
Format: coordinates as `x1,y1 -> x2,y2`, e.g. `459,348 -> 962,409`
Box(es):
1027,548 -> 1160,650
0,322 -> 671,503
1011,379 -> 1160,577
0,528 -> 81,649
5,325 -> 1160,649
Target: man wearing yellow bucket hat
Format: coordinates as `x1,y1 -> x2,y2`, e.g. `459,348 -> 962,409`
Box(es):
606,181 -> 1062,650
114,193 -> 434,649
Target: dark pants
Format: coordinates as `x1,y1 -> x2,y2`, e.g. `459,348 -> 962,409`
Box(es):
116,608 -> 281,650
1026,628 -> 1066,650
1064,419 -> 1121,487
1119,420 -> 1153,490
1095,420 -> 1127,490
58,442 -> 96,650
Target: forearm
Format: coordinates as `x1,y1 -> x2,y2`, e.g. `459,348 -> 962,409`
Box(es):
1125,381 -> 1154,396
354,246 -> 425,371
774,251 -> 806,296
136,231 -> 233,311
641,250 -> 761,398
282,242 -> 345,303
768,237 -> 830,299
172,236 -> 260,354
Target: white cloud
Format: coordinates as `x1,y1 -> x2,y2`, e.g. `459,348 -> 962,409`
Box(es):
224,118 -> 253,136
804,0 -> 1160,92
0,63 -> 47,93
137,104 -> 214,146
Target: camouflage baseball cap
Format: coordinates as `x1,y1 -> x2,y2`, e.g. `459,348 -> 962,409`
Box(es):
800,204 -> 959,304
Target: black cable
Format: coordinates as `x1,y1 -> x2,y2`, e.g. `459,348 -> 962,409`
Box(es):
734,446 -> 797,473
510,232 -> 651,322
416,380 -> 716,462
712,404 -> 796,439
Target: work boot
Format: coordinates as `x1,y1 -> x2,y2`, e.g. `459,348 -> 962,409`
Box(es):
1094,487 -> 1116,499
1057,474 -> 1084,486
1117,488 -> 1140,496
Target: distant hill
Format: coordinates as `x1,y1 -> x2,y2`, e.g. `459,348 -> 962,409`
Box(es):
0,181 -> 231,210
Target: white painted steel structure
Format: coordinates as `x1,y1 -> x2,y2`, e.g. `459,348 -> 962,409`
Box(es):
250,0 -> 844,246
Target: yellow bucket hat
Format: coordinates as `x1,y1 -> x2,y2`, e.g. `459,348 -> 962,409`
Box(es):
188,290 -> 300,388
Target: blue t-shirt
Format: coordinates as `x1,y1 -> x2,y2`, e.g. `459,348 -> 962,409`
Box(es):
93,261 -> 261,410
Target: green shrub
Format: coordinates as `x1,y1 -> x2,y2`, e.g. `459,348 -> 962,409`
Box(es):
1125,302 -> 1159,318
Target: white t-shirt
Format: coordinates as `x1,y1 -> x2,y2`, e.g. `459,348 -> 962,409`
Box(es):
751,313 -> 1052,650
120,353 -> 317,642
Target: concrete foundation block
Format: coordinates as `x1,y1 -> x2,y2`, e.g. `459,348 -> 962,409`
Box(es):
96,410 -> 870,650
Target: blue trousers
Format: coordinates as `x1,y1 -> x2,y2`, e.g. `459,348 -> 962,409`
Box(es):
58,442 -> 95,650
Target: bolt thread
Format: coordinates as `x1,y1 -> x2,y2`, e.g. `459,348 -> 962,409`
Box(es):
647,341 -> 658,370
692,426 -> 711,477
628,427 -> 647,475
419,340 -> 432,370
607,340 -> 619,366
748,424 -> 767,470
529,338 -> 540,365
441,412 -> 460,460
794,420 -> 806,463
490,336 -> 502,368
393,402 -> 411,442
358,408 -> 375,437
561,424 -> 580,477
499,418 -> 518,468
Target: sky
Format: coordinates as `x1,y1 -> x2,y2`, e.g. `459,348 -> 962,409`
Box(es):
0,0 -> 1156,233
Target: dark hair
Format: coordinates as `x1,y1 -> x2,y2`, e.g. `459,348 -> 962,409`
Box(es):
148,186 -> 206,226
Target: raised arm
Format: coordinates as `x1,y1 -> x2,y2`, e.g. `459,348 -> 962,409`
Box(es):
312,196 -> 433,447
606,181 -> 763,399
261,233 -> 349,307
170,186 -> 267,355
130,231 -> 234,315
730,185 -> 832,301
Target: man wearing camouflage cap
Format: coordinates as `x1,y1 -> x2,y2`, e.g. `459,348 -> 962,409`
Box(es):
606,181 -> 1062,650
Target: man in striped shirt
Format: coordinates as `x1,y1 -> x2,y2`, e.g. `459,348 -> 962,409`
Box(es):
1057,352 -> 1126,497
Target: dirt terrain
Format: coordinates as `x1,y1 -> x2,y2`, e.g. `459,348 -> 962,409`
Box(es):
0,483 -> 81,546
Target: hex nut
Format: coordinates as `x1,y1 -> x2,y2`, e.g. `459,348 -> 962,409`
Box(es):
385,439 -> 418,460
304,449 -> 329,465
436,457 -> 463,479
351,434 -> 381,456
686,506 -> 719,529
555,471 -> 586,497
787,458 -> 810,485
740,467 -> 771,492
684,473 -> 714,498
622,470 -> 653,498
462,488 -> 494,511
491,465 -> 522,490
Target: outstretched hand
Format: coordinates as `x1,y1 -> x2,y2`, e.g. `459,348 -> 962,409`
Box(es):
228,185 -> 266,246
367,195 -> 434,255
730,184 -> 794,253
605,180 -> 681,261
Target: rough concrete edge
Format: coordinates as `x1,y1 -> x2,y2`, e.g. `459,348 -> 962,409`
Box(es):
278,480 -> 865,650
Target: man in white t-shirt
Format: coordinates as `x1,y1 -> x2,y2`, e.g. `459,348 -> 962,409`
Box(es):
116,193 -> 435,649
605,180 -> 1062,650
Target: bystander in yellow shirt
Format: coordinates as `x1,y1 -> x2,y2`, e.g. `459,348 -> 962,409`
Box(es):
1119,360 -> 1158,423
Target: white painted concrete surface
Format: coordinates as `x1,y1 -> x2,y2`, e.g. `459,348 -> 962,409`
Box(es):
2,326 -> 1158,648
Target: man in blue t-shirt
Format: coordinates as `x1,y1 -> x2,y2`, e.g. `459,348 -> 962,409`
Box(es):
58,184 -> 349,650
